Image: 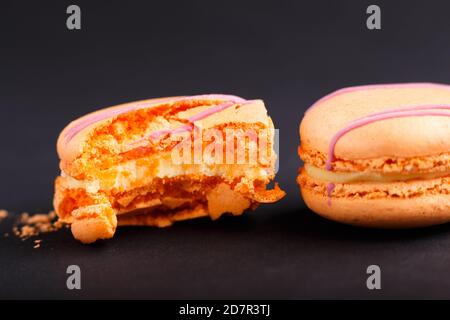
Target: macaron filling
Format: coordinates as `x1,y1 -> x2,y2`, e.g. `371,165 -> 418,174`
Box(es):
305,163 -> 450,184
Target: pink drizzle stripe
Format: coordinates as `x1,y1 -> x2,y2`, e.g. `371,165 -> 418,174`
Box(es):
325,105 -> 450,170
127,99 -> 257,148
64,94 -> 246,143
64,101 -> 156,142
305,83 -> 450,114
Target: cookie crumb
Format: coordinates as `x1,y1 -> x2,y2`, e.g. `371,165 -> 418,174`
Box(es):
0,209 -> 8,220
4,233 -> 9,237
33,239 -> 42,248
13,211 -> 65,240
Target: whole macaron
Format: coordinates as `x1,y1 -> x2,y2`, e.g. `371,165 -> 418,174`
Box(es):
298,83 -> 450,228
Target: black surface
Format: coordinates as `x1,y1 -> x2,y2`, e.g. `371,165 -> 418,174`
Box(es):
1,0 -> 450,299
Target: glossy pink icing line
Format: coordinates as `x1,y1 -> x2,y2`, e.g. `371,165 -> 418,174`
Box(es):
126,99 -> 256,148
326,105 -> 450,170
64,94 -> 246,143
64,101 -> 156,142
305,83 -> 450,114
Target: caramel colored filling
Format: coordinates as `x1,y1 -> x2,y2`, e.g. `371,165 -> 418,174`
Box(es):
55,175 -> 285,222
304,163 -> 450,184
65,122 -> 273,181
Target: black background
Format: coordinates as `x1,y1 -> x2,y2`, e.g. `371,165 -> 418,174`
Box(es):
1,0 -> 450,299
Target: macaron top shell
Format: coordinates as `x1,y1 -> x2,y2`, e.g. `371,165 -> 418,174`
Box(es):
300,83 -> 450,164
57,97 -> 172,164
57,95 -> 269,164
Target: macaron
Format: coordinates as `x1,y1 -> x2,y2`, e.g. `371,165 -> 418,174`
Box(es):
297,83 -> 450,228
54,94 -> 285,243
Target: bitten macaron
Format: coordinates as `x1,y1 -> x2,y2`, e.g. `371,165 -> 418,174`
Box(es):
297,83 -> 450,228
54,94 -> 285,243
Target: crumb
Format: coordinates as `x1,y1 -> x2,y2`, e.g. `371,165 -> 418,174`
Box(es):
0,209 -> 8,220
54,219 -> 66,229
19,212 -> 29,223
20,225 -> 36,238
13,210 -> 65,240
4,233 -> 9,237
34,240 -> 42,249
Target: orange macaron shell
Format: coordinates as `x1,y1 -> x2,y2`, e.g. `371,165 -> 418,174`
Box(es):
57,97 -> 176,165
300,185 -> 450,228
300,84 -> 450,169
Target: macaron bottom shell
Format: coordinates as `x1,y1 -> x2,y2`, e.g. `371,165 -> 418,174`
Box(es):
299,171 -> 450,228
